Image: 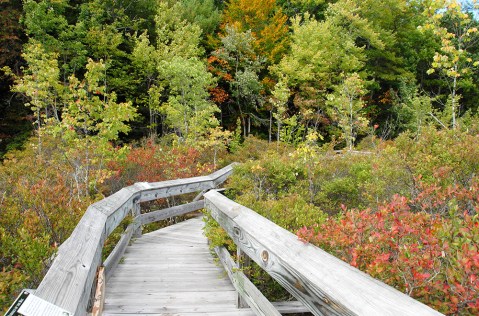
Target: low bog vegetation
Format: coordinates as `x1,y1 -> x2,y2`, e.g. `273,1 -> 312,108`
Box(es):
206,128 -> 479,315
1,126 -> 478,315
0,135 -> 216,312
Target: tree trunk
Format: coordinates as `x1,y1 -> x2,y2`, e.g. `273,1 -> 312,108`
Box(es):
269,110 -> 272,143
451,63 -> 458,130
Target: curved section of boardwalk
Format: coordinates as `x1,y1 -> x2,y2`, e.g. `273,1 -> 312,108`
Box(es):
103,217 -> 255,316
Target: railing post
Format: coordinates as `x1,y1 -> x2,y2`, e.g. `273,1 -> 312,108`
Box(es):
237,248 -> 251,308
29,164 -> 236,316
204,190 -> 444,316
132,200 -> 142,238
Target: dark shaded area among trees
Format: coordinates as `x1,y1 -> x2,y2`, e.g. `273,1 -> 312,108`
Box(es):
1,0 -> 479,153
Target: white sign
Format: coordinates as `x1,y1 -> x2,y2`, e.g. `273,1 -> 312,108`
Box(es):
5,290 -> 73,316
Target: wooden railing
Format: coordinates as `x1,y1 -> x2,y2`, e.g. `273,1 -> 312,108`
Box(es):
204,190 -> 444,316
30,164 -> 235,316
22,163 -> 445,316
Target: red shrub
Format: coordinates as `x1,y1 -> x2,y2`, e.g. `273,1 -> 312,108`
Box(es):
297,183 -> 479,315
107,141 -> 214,191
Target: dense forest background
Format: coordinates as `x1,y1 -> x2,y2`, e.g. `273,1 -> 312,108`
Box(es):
1,0 -> 479,314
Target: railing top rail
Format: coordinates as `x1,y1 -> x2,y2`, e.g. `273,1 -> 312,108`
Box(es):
204,190 -> 443,316
32,164 -> 236,316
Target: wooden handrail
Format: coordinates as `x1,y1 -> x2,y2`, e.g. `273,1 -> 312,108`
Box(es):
31,164 -> 236,316
204,190 -> 444,316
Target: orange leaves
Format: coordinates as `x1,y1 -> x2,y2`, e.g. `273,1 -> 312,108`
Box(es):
221,0 -> 289,64
108,142 -> 214,185
210,87 -> 230,104
297,177 -> 479,314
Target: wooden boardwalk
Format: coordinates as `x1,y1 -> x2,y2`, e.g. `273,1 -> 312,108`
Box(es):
103,216 -> 256,316
29,167 -> 443,316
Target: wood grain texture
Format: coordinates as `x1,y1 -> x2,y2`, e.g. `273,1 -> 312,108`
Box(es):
272,301 -> 310,314
91,267 -> 105,316
34,164 -> 236,316
140,200 -> 204,225
103,221 -> 139,281
204,190 -> 444,316
237,248 -> 252,308
215,246 -> 281,316
103,217 -> 255,316
134,163 -> 236,203
34,208 -> 107,315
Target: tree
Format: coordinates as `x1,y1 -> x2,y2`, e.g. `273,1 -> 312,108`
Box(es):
132,31 -> 162,138
62,59 -> 137,142
0,0 -> 23,72
159,56 -> 218,140
269,76 -> 290,143
200,126 -> 232,168
222,0 -> 289,64
329,0 -> 413,83
22,0 -> 69,53
155,0 -> 203,61
273,13 -> 368,129
7,43 -> 138,194
393,80 -> 434,138
212,26 -> 264,136
326,73 -> 369,150
0,0 -> 28,156
155,0 -> 218,141
60,58 -> 137,195
277,0 -> 330,19
423,0 -> 479,129
179,0 -> 222,42
5,40 -> 62,129
130,0 -> 219,141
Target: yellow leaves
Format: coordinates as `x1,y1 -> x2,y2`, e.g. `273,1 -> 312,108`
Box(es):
251,163 -> 266,174
221,0 -> 289,63
467,27 -> 478,34
446,68 -> 460,78
447,1 -> 459,10
306,130 -> 322,142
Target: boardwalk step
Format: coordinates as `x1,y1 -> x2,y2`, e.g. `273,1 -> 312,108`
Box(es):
103,217 -> 256,316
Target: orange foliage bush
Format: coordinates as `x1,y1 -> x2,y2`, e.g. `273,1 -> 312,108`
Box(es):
107,141 -> 214,188
298,180 -> 479,315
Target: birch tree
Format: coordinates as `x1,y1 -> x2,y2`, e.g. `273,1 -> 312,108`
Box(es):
423,0 -> 479,129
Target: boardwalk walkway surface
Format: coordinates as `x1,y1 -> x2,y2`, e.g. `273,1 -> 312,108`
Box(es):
103,216 -> 256,316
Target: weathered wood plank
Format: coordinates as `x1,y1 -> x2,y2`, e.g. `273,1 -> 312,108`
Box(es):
103,221 -> 139,281
102,305 -> 256,315
140,200 -> 204,225
102,312 -> 255,316
92,188 -> 136,237
133,163 -> 235,203
34,209 -> 107,315
237,248 -> 252,308
272,301 -> 310,314
193,189 -> 208,201
215,246 -> 281,316
104,291 -> 237,301
104,217 -> 255,315
91,267 -> 105,316
33,164 -> 236,316
204,190 -> 444,316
